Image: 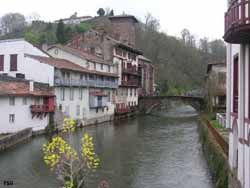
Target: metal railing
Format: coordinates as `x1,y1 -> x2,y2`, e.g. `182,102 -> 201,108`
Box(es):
30,104 -> 54,113
55,79 -> 118,89
225,0 -> 250,39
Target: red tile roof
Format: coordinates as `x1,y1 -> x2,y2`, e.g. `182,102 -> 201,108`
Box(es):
25,54 -> 118,78
0,81 -> 54,97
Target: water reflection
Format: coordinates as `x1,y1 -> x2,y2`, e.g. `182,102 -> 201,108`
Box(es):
0,105 -> 212,188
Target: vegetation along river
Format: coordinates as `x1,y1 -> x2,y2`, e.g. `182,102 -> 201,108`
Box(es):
0,105 -> 213,188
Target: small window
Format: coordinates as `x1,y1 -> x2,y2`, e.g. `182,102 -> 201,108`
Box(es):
101,64 -> 104,70
76,105 -> 80,116
79,88 -> 83,100
59,104 -> 62,111
108,91 -> 111,102
60,88 -> 65,101
108,66 -> 111,72
23,97 -> 27,105
9,114 -> 15,123
0,55 -> 4,71
9,97 -> 15,106
34,98 -> 40,105
70,88 -> 74,101
54,49 -> 59,55
130,88 -> 133,96
10,54 -> 17,71
134,89 -> 137,96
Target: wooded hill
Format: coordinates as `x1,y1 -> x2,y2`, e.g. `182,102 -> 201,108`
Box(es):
0,12 -> 226,95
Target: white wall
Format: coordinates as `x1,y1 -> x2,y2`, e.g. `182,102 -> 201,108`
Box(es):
0,96 -> 49,133
47,47 -> 89,68
0,39 -> 55,86
55,87 -> 115,121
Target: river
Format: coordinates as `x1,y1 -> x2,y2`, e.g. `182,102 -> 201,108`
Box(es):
0,105 -> 213,188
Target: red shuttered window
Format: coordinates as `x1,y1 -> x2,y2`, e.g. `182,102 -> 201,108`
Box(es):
10,54 -> 17,71
0,55 -> 4,71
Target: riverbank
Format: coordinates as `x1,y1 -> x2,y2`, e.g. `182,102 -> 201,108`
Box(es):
198,117 -> 229,188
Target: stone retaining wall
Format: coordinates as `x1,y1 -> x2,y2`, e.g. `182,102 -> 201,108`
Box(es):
198,118 -> 229,188
0,128 -> 32,151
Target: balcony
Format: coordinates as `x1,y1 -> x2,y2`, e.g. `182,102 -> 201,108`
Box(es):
122,65 -> 140,76
30,104 -> 55,113
224,0 -> 250,43
55,79 -> 118,89
121,80 -> 139,87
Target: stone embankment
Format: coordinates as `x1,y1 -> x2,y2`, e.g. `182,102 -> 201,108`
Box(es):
198,117 -> 229,188
0,128 -> 32,152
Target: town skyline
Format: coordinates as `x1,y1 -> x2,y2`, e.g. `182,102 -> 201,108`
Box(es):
0,0 -> 227,39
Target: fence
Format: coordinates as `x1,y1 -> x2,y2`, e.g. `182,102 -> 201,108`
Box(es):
206,120 -> 229,157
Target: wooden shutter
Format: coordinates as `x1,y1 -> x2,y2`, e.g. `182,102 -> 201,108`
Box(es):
0,55 -> 4,71
10,54 -> 17,71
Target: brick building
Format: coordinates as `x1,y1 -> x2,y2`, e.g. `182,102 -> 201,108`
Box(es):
138,55 -> 155,96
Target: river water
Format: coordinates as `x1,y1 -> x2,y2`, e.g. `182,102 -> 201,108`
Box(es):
0,105 -> 213,188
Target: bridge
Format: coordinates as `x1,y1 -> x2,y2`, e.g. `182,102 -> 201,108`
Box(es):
138,95 -> 205,114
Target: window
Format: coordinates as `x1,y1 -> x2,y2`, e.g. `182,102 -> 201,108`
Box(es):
10,54 -> 17,71
218,72 -> 226,85
130,88 -> 133,96
76,105 -> 80,116
54,49 -> 59,55
0,55 -> 4,71
60,88 -> 65,101
134,89 -> 137,96
23,97 -> 27,105
70,88 -> 74,101
9,97 -> 15,106
79,88 -> 83,100
101,64 -> 104,70
108,91 -> 111,102
35,98 -> 40,105
108,66 -> 111,72
9,114 -> 15,123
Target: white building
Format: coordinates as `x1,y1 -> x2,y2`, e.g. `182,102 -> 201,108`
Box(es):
224,0 -> 250,187
54,13 -> 92,25
206,62 -> 227,110
0,75 -> 54,133
0,39 -> 119,128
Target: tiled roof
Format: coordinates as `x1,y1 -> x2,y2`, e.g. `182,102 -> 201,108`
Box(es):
138,55 -> 152,62
48,44 -> 110,65
108,15 -> 138,23
0,78 -> 54,97
25,54 -> 118,78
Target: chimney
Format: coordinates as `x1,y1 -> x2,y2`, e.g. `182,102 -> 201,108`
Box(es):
29,80 -> 34,92
42,44 -> 48,51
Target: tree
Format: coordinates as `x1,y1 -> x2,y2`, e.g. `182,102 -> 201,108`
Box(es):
109,10 -> 114,16
56,20 -> 66,44
97,8 -> 105,17
209,39 -> 226,61
43,119 -> 100,188
1,13 -> 26,34
26,12 -> 40,23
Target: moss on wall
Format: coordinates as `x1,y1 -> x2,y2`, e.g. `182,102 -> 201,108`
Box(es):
198,118 -> 229,188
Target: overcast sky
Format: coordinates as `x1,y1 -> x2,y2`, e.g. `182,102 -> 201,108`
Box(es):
0,0 -> 227,40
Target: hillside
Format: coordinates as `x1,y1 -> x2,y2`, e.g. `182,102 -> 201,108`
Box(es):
0,14 -> 225,95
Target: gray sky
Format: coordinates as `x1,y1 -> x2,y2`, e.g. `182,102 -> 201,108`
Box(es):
0,0 -> 227,40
